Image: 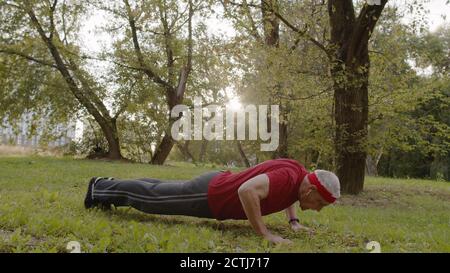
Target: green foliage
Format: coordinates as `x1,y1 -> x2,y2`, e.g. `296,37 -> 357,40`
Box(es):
370,22 -> 450,179
0,0 -> 449,179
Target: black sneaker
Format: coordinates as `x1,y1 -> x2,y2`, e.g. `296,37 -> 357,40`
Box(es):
84,177 -> 103,209
84,177 -> 115,210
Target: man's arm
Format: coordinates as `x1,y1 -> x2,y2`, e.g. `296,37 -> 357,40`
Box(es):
285,203 -> 297,222
285,203 -> 313,233
238,174 -> 292,244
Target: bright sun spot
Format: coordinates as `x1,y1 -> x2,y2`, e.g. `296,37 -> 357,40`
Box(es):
227,98 -> 242,111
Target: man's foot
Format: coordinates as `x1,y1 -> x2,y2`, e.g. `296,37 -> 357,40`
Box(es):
85,176 -> 115,209
84,177 -> 101,209
84,177 -> 115,210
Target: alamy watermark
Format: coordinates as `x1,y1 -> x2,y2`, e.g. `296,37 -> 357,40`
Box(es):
170,97 -> 280,151
366,241 -> 381,253
66,240 -> 382,253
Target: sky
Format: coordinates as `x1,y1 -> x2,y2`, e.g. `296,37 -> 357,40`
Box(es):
81,0 -> 450,54
75,0 -> 450,138
421,0 -> 449,31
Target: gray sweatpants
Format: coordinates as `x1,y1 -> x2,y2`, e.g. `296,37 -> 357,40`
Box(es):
92,171 -> 222,219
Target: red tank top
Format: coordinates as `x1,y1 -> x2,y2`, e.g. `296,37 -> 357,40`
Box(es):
207,159 -> 308,220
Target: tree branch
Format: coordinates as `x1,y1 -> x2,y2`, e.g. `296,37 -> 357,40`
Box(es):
114,79 -> 138,119
48,0 -> 58,40
3,1 -> 22,10
220,0 -> 263,42
275,86 -> 333,101
158,0 -> 175,85
174,0 -> 194,103
328,0 -> 356,41
243,0 -> 263,42
123,0 -> 173,91
0,48 -> 58,69
347,0 -> 388,62
26,7 -> 111,125
270,6 -> 329,56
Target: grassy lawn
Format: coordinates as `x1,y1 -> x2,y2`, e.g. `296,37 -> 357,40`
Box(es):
0,156 -> 449,253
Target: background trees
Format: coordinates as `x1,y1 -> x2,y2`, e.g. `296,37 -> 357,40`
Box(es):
1,0 -> 449,189
1,0 -> 124,159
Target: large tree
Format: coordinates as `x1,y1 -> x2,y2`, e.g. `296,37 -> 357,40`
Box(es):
0,0 -> 124,159
260,0 -> 289,159
263,0 -> 389,193
327,0 -> 388,193
125,0 -> 194,165
224,0 -> 389,193
94,0 -> 197,164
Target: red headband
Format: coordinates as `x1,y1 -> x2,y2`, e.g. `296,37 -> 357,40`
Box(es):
307,172 -> 336,203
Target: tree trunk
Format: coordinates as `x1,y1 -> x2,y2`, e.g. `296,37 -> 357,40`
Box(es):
150,88 -> 184,164
272,103 -> 288,158
147,1 -> 194,165
366,155 -> 378,176
237,141 -> 251,167
272,122 -> 288,158
177,142 -> 188,161
328,0 -> 387,194
262,0 -> 288,160
261,0 -> 280,47
199,139 -> 208,162
183,140 -> 196,163
315,151 -> 321,168
102,118 -> 123,160
151,131 -> 175,165
332,67 -> 369,194
366,148 -> 383,176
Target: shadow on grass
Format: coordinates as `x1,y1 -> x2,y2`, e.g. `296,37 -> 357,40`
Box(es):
97,207 -> 287,238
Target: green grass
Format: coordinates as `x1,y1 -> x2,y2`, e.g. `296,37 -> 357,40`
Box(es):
0,156 -> 449,253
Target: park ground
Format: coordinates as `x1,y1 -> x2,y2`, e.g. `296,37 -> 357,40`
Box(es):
0,156 -> 449,253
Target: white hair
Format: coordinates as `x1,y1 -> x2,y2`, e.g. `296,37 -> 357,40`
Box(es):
314,169 -> 341,199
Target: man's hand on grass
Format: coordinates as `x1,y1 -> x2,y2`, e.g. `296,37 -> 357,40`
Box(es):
290,222 -> 315,235
263,233 -> 293,244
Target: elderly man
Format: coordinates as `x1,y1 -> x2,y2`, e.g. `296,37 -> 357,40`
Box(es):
84,158 -> 340,244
